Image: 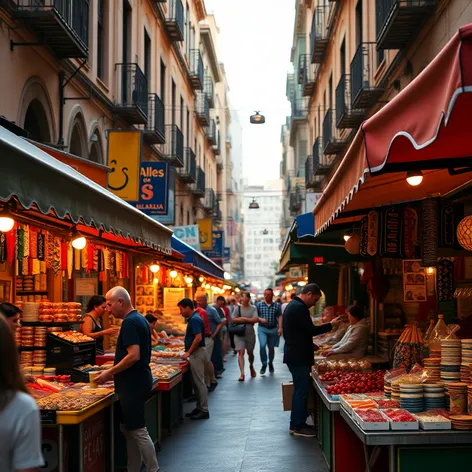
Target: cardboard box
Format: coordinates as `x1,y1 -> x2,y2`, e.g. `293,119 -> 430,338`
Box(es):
282,382 -> 315,411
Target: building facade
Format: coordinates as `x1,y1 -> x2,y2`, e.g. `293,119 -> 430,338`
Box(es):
284,0 -> 472,219
243,180 -> 284,291
0,0 -> 241,274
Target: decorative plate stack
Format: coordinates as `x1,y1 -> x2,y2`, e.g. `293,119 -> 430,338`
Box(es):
450,415 -> 472,430
400,384 -> 424,413
468,385 -> 472,415
440,339 -> 461,384
424,383 -> 445,410
384,380 -> 392,398
448,383 -> 468,415
460,340 -> 472,382
391,383 -> 400,401
424,357 -> 441,382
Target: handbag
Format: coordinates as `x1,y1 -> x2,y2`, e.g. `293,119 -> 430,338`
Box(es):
228,306 -> 246,337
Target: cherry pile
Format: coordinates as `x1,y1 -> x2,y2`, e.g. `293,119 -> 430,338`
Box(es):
321,371 -> 385,395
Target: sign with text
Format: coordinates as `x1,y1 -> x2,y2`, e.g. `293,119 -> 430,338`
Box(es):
134,162 -> 169,215
223,247 -> 231,263
171,225 -> 201,251
107,130 -> 141,201
203,230 -> 224,260
82,410 -> 105,472
198,219 -> 213,250
164,288 -> 186,313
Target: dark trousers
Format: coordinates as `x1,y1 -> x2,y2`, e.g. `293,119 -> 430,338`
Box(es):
229,331 -> 235,349
287,364 -> 311,430
211,333 -> 223,373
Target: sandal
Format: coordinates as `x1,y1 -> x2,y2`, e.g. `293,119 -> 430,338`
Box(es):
238,375 -> 245,382
250,366 -> 257,378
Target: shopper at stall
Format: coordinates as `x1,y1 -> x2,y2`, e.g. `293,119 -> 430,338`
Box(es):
321,304 -> 369,359
231,291 -> 258,381
145,313 -> 159,346
257,288 -> 282,374
0,314 -> 44,471
178,298 -> 209,420
0,302 -> 22,332
283,283 -> 339,438
82,295 -> 119,355
94,286 -> 159,472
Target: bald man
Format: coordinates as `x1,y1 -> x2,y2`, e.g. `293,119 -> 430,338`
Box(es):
95,286 -> 158,472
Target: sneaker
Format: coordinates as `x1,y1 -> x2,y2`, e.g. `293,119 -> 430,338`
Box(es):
208,382 -> 218,392
292,427 -> 316,438
269,363 -> 274,374
190,411 -> 210,420
260,365 -> 267,375
290,423 -> 314,434
185,408 -> 199,418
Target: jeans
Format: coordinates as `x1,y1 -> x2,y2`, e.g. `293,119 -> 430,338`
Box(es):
287,364 -> 311,430
258,326 -> 278,367
211,333 -> 223,373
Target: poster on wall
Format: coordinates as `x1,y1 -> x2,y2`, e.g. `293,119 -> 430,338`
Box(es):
163,288 -> 186,312
134,162 -> 169,216
136,284 -> 156,315
402,260 -> 427,302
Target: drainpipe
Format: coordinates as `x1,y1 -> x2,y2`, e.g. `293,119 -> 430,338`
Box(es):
58,71 -> 65,146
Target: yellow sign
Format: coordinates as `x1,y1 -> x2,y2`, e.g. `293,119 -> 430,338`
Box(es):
198,219 -> 213,250
107,130 -> 142,201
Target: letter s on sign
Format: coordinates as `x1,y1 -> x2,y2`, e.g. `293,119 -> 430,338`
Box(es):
141,184 -> 154,200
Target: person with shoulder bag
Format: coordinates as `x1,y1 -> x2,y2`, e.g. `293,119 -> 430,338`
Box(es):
230,292 -> 259,381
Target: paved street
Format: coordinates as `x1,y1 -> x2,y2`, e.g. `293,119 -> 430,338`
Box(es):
157,344 -> 328,472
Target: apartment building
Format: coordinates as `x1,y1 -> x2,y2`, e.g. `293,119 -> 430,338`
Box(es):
0,0 -> 240,260
285,0 -> 472,216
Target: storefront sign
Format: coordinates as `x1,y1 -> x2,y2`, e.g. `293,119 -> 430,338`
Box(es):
359,217 -> 368,257
198,219 -> 213,250
223,247 -> 231,263
82,410 -> 105,472
134,162 -> 169,216
440,204 -> 456,248
367,211 -> 379,256
203,231 -> 223,261
152,167 -> 176,226
403,207 -> 418,259
164,288 -> 186,312
75,278 -> 98,297
171,225 -> 201,251
403,260 -> 427,302
107,130 -> 141,201
380,207 -> 403,257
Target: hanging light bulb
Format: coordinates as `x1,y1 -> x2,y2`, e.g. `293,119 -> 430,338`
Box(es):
0,210 -> 15,232
185,276 -> 194,284
149,261 -> 160,273
343,232 -> 352,242
199,276 -> 205,283
153,277 -> 159,284
169,270 -> 178,278
71,233 -> 87,250
406,170 -> 423,186
298,281 -> 307,287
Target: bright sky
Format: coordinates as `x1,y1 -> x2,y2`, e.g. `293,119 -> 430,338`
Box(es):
204,0 -> 294,185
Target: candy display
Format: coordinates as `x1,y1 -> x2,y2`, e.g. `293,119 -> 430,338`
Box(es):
36,389 -> 112,411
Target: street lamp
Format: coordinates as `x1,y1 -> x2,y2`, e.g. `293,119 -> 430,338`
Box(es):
250,111 -> 265,124
248,198 -> 259,209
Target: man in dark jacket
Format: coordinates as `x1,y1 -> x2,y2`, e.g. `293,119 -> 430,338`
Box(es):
283,283 -> 339,438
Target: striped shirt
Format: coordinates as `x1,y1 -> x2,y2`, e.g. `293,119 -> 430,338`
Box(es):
257,302 -> 282,328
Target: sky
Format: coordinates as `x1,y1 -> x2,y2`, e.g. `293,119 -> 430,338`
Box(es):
204,0 -> 294,185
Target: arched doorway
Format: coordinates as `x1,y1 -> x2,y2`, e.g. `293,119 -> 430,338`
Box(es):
88,130 -> 103,164
69,119 -> 87,158
23,99 -> 51,143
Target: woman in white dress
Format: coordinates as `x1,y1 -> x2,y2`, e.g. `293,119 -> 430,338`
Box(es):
231,292 -> 259,381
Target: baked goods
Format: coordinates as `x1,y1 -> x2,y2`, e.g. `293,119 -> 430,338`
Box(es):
51,331 -> 93,343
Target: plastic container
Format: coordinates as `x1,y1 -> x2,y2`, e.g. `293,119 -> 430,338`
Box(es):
429,315 -> 450,353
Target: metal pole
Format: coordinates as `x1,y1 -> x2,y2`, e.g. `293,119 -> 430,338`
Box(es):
110,403 -> 115,472
79,422 -> 84,472
58,71 -> 65,146
58,425 -> 64,472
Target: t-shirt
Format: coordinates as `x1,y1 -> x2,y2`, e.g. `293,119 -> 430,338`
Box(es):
204,304 -> 224,334
195,306 -> 211,337
114,310 -> 152,394
185,312 -> 206,351
0,392 -> 44,472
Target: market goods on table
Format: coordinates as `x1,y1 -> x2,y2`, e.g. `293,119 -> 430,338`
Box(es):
450,415 -> 472,430
375,399 -> 400,409
414,411 -> 452,430
50,331 -> 93,343
382,408 -> 419,430
36,388 -> 113,411
321,370 -> 385,396
314,358 -> 372,374
354,409 -> 387,422
352,408 -> 389,431
392,324 -> 424,371
151,350 -> 184,359
150,364 -> 181,380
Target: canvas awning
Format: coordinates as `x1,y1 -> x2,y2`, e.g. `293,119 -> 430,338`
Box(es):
314,23 -> 472,234
0,126 -> 172,253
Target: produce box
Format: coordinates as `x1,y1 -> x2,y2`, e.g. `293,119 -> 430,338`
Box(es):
352,408 -> 389,431
282,382 -> 315,411
382,409 -> 419,430
414,412 -> 452,430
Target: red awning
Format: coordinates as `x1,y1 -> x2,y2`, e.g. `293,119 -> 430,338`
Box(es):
314,23 -> 472,233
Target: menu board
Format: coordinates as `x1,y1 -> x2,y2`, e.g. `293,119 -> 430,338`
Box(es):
403,260 -> 427,302
163,288 -> 186,313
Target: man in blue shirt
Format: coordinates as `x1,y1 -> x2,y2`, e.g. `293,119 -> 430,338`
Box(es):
257,288 -> 282,375
95,286 -> 158,472
178,298 -> 209,420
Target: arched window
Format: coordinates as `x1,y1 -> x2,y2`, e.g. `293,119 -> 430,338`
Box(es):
23,99 -> 51,143
68,111 -> 88,158
89,131 -> 103,164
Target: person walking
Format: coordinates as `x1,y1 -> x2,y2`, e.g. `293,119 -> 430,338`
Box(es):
0,315 -> 44,471
95,286 -> 158,472
178,298 -> 209,420
283,283 -> 339,438
231,291 -> 258,381
257,288 -> 282,374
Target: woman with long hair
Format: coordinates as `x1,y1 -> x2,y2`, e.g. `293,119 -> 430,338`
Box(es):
0,315 -> 44,471
81,295 -> 119,355
231,292 -> 259,381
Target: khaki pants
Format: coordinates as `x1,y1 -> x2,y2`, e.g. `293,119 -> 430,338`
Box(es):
119,424 -> 159,472
189,346 -> 209,413
205,337 -> 217,385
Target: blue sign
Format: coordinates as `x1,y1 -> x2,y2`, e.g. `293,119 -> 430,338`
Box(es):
223,247 -> 231,263
170,225 -> 201,251
134,162 -> 169,216
203,230 -> 224,260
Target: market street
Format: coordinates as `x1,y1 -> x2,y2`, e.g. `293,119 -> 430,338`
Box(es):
157,345 -> 328,472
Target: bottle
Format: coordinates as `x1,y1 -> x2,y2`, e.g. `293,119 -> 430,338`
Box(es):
429,314 -> 450,355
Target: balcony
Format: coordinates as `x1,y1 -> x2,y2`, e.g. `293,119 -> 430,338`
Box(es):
292,98 -> 309,121
203,189 -> 216,212
310,6 -> 329,64
313,137 -> 331,175
142,94 -> 165,145
191,167 -> 205,197
214,201 -> 222,223
216,155 -> 223,171
376,0 -> 435,50
213,133 -> 221,155
289,189 -> 302,213
351,42 -> 385,109
189,49 -> 204,90
163,124 -> 184,167
299,54 -> 318,97
204,76 -> 215,108
113,63 -> 148,124
164,0 -> 184,42
305,154 -> 314,189
196,92 -> 210,126
177,148 -> 197,183
323,109 -> 349,155
206,119 -> 216,145
14,0 -> 89,58
335,75 -> 365,129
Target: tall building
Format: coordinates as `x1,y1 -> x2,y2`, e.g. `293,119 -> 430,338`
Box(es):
243,180 -> 283,291
0,1 -> 240,274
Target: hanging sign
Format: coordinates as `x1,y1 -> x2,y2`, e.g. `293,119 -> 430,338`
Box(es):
171,225 -> 201,251
440,204 -> 457,248
359,217 -> 368,257
367,210 -> 379,257
198,219 -> 213,250
203,231 -> 224,261
134,162 -> 169,215
380,207 -> 403,258
223,247 -> 231,263
403,207 -> 418,259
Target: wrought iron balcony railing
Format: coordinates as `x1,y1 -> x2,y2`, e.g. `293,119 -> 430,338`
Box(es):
113,63 -> 148,124
335,74 -> 365,129
191,167 -> 205,197
164,0 -> 184,42
204,188 -> 216,211
204,76 -> 215,108
142,94 -> 165,144
213,133 -> 221,155
206,119 -> 216,145
310,6 -> 329,64
291,98 -> 309,121
177,147 -> 197,183
163,124 -> 184,167
189,49 -> 204,90
313,137 -> 331,175
196,92 -> 210,126
289,189 -> 302,213
299,54 -> 318,97
323,109 -> 349,156
14,0 -> 89,58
